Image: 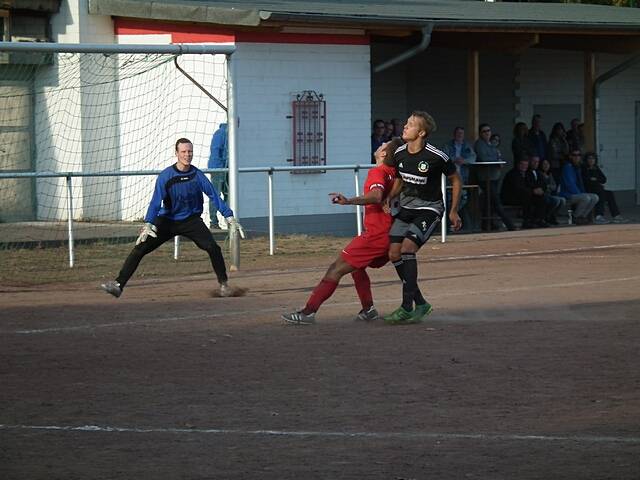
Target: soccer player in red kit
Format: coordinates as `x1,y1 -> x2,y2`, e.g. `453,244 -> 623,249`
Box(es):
282,138 -> 403,325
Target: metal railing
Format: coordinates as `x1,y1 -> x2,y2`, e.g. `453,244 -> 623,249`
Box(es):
0,166 -> 448,266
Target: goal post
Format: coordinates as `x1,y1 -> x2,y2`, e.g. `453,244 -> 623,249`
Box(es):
0,41 -> 241,268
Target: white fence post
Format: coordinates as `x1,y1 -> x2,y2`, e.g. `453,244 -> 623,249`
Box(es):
354,168 -> 362,235
66,175 -> 75,268
441,174 -> 447,243
268,169 -> 275,255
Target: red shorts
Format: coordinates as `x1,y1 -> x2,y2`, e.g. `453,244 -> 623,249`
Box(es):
340,231 -> 389,269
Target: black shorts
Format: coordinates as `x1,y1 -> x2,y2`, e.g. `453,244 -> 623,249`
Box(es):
389,208 -> 441,247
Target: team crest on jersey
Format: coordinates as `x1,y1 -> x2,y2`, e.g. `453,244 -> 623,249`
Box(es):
418,161 -> 429,173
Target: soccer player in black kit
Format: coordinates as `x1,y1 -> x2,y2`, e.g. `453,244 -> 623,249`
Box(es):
384,111 -> 463,324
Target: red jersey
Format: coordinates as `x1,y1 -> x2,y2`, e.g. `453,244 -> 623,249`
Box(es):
362,163 -> 396,234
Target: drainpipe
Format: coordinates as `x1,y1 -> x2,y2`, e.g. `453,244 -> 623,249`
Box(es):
594,53 -> 640,155
373,23 -> 434,73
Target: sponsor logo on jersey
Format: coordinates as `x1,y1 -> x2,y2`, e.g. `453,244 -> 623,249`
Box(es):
399,172 -> 427,185
418,161 -> 429,173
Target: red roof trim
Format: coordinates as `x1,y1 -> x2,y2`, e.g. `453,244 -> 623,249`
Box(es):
114,18 -> 369,45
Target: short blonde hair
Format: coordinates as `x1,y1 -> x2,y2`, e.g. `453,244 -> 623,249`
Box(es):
411,110 -> 437,136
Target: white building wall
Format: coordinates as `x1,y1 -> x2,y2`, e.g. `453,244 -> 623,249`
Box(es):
35,0 -> 115,220
516,49 -> 640,192
233,42 -> 371,222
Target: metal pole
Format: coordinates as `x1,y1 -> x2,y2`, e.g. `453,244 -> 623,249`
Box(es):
226,53 -> 240,268
174,236 -> 180,260
441,174 -> 447,243
268,170 -> 275,255
65,175 -> 75,268
354,168 -> 362,235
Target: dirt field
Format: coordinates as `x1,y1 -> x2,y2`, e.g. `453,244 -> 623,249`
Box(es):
1,225 -> 640,479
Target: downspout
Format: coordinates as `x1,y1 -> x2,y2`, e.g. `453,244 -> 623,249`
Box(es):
373,23 -> 434,73
594,53 -> 640,155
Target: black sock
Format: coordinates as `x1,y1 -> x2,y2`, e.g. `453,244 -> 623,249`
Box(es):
401,252 -> 418,311
393,259 -> 405,282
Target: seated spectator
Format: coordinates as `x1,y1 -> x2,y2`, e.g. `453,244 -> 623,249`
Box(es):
526,155 -> 551,227
581,152 -> 628,224
539,158 -> 566,225
501,157 -> 544,229
475,123 -> 515,231
512,122 -> 534,162
546,122 -> 569,184
559,149 -> 599,225
371,119 -> 388,164
442,126 -> 477,231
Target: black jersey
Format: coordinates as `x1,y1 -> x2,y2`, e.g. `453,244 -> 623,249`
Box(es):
393,142 -> 456,213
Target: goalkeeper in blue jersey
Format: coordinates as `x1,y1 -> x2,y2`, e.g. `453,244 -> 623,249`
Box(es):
101,138 -> 245,298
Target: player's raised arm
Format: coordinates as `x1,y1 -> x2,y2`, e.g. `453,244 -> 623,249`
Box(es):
329,188 -> 383,206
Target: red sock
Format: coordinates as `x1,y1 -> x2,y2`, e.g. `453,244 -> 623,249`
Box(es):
351,269 -> 373,310
303,278 -> 338,314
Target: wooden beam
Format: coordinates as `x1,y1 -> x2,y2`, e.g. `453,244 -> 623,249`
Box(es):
583,52 -> 596,152
538,34 -> 640,54
467,50 -> 479,141
431,31 -> 540,53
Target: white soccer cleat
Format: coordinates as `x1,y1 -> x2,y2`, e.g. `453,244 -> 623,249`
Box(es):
282,310 -> 316,325
101,280 -> 122,298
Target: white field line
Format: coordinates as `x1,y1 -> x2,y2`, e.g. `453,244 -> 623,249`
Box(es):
7,274 -> 640,335
430,242 -> 640,263
1,423 -> 638,444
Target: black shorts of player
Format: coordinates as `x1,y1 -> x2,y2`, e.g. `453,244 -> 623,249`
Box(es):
389,208 -> 442,247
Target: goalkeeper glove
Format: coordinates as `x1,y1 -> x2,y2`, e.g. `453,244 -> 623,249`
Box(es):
225,216 -> 246,239
136,222 -> 158,245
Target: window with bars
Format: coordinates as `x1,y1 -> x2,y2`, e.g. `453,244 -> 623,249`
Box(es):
289,90 -> 326,170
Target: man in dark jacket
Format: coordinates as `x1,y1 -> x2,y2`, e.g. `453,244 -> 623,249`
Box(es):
501,157 -> 543,229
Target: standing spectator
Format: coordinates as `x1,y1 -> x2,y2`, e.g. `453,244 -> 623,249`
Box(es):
547,122 -> 569,183
474,123 -> 516,231
581,152 -> 628,224
371,119 -> 388,164
442,126 -> 476,185
566,118 -> 584,152
528,114 -> 548,162
539,158 -> 566,225
209,122 -> 229,229
490,133 -> 503,159
512,121 -> 534,162
442,126 -> 477,231
559,149 -> 599,225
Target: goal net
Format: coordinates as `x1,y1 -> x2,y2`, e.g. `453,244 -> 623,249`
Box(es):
0,49 -> 229,259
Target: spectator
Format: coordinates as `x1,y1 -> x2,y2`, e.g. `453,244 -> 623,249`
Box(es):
385,120 -> 394,140
501,157 -> 539,228
512,121 -> 534,162
490,133 -> 503,160
581,152 -> 628,224
391,118 -> 403,137
371,119 -> 388,164
474,123 -> 516,231
442,126 -> 477,231
208,122 -> 229,230
566,118 -> 584,152
539,158 -> 566,225
528,114 -> 548,162
547,122 -> 569,184
526,155 -> 551,227
559,149 -> 599,225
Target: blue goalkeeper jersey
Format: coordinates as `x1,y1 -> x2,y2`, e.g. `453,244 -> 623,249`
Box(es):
144,164 -> 233,224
